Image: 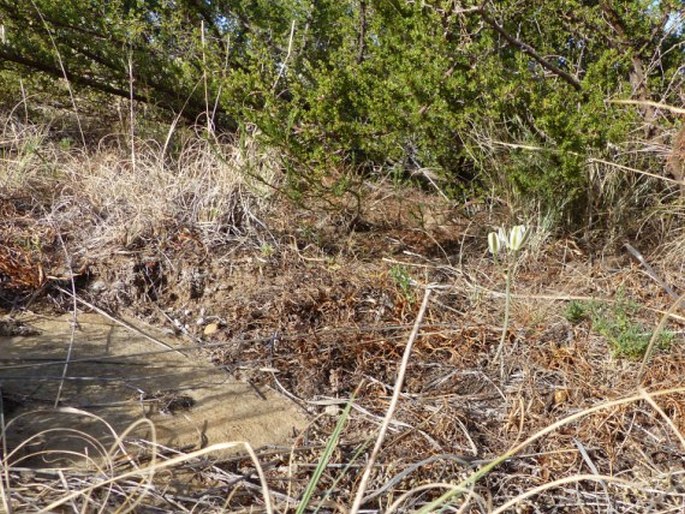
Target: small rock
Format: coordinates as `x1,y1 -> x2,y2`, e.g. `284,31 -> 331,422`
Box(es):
88,280 -> 107,293
553,389 -> 570,406
203,323 -> 220,336
324,405 -> 342,417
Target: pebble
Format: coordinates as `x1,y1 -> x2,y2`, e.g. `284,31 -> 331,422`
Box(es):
203,322 -> 220,336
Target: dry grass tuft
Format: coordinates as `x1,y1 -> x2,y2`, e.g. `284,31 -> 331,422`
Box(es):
1,115 -> 281,275
1,408 -> 272,513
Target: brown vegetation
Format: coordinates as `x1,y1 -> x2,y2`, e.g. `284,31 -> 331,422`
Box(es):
1,117 -> 684,512
668,123 -> 685,195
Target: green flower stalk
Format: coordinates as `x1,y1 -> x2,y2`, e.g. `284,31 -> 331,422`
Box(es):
488,225 -> 530,377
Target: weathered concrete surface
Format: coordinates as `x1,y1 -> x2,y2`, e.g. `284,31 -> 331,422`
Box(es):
0,312 -> 307,465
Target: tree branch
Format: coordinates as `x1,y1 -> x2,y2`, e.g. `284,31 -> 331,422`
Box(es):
0,46 -> 237,130
477,6 -> 582,91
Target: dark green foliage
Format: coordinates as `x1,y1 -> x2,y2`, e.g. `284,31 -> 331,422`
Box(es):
563,300 -> 587,325
0,0 -> 682,227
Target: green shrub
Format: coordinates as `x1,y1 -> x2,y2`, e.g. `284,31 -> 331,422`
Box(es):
565,296 -> 674,359
2,1 -> 682,230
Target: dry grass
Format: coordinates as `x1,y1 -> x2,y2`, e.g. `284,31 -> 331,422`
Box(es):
1,408 -> 273,513
1,109 -> 685,512
1,115 -> 280,285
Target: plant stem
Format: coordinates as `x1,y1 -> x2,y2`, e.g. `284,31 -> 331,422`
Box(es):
494,263 -> 512,377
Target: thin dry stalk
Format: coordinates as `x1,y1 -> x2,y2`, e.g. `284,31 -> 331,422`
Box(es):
272,20 -> 296,92
385,483 -> 480,514
127,52 -> 137,172
0,448 -> 11,514
638,387 -> 685,451
38,440 -> 271,513
349,286 -> 432,514
27,0 -> 86,148
55,287 -> 186,356
2,408 -> 155,512
52,230 -> 78,408
638,290 -> 685,383
418,386 -> 685,512
491,474 -> 647,514
609,99 -> 685,116
201,20 -> 211,134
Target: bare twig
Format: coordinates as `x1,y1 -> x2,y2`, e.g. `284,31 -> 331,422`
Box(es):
609,99 -> 685,115
624,243 -> 679,300
349,286 -> 433,514
55,287 -> 187,357
53,232 -> 78,409
476,6 -> 582,91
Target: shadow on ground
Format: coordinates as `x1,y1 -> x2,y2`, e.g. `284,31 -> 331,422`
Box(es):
0,312 -> 306,466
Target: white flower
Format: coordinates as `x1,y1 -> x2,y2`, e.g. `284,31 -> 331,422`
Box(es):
488,231 -> 501,255
498,227 -> 507,247
507,225 -> 530,251
488,225 -> 530,255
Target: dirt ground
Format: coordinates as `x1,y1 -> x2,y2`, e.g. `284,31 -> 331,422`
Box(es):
1,187 -> 684,511
1,312 -> 306,466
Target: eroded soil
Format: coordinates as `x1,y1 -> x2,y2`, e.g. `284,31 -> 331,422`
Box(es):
1,312 -> 306,466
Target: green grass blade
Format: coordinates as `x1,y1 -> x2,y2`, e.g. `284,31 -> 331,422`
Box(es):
296,388 -> 359,514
